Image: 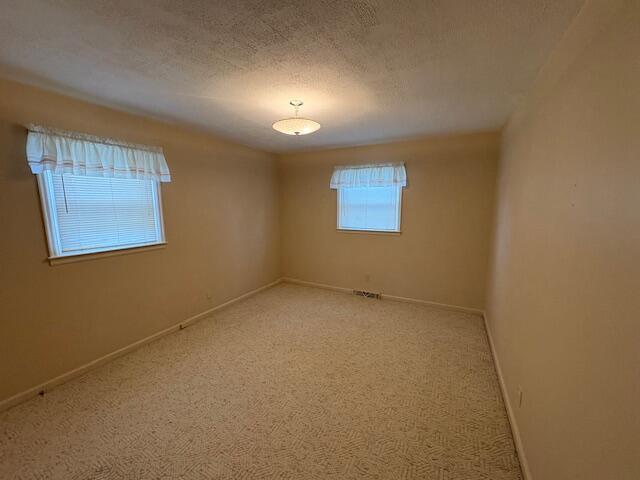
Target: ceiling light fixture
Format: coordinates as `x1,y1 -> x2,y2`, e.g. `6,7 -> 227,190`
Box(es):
272,100 -> 321,136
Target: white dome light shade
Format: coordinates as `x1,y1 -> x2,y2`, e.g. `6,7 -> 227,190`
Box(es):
272,100 -> 321,136
272,117 -> 321,136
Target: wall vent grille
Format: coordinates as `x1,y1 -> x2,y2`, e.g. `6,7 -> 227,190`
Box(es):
353,290 -> 381,299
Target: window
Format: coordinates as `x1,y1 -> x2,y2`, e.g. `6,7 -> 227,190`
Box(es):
25,125 -> 171,260
38,171 -> 165,258
330,162 -> 407,233
337,185 -> 402,232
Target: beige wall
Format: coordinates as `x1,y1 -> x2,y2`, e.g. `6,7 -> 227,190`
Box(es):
485,0 -> 640,478
5,6 -> 638,477
0,78 -> 280,403
278,132 -> 499,310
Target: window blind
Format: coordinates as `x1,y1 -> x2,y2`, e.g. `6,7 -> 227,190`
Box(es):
338,185 -> 402,232
43,171 -> 164,256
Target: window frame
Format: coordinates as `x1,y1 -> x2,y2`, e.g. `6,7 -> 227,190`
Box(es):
36,171 -> 167,260
336,184 -> 403,234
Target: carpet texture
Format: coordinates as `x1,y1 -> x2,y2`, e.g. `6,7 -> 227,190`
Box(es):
0,284 -> 522,479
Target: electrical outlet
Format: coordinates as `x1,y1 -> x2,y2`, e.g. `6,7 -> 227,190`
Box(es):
518,387 -> 523,408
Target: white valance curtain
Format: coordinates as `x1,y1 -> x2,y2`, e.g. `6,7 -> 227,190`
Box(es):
329,162 -> 406,189
25,125 -> 171,182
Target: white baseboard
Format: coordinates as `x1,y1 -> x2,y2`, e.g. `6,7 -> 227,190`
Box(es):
281,277 -> 484,316
281,277 -> 353,294
0,278 -> 283,413
380,292 -> 484,316
483,313 -> 532,480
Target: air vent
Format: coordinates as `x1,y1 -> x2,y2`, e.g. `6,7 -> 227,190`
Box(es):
353,290 -> 381,299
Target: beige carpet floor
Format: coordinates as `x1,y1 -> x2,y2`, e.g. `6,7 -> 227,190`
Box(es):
0,283 -> 521,479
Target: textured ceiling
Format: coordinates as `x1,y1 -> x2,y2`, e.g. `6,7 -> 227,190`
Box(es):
0,0 -> 584,152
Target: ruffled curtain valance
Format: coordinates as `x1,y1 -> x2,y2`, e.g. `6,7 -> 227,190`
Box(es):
26,125 -> 171,182
330,162 -> 406,189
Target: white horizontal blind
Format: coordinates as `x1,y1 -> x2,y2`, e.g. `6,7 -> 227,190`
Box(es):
43,171 -> 164,256
338,186 -> 401,232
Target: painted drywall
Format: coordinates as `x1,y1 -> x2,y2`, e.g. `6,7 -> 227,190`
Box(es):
485,0 -> 640,478
0,78 -> 280,403
278,132 -> 499,310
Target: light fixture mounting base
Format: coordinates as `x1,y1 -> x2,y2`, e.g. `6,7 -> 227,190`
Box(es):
289,99 -> 304,108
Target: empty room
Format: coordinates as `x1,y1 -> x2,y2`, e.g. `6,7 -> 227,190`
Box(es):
0,1 -> 638,479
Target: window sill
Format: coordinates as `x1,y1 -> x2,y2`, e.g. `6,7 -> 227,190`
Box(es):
48,242 -> 167,266
336,229 -> 401,236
